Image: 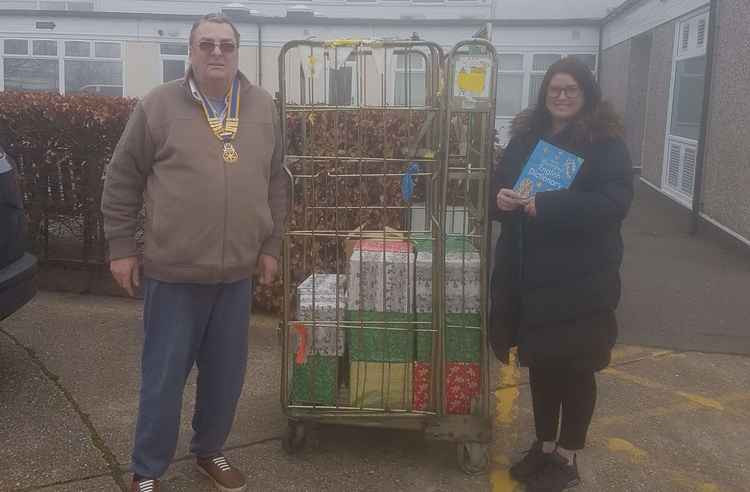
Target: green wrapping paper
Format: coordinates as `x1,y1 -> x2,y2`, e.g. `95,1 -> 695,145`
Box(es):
290,355 -> 338,405
346,310 -> 415,362
416,313 -> 481,363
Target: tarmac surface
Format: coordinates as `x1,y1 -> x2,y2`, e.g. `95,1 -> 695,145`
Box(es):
2,292 -> 749,492
1,180 -> 748,491
617,180 -> 750,355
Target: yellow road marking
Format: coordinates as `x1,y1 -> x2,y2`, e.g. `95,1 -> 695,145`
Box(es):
664,468 -> 721,492
606,438 -> 648,464
603,437 -> 723,492
602,367 -> 724,410
698,485 -> 720,492
491,350 -> 521,492
674,391 -> 725,411
593,391 -> 750,430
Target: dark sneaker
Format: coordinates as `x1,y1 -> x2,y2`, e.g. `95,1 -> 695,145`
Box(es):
526,452 -> 581,492
196,454 -> 247,492
509,441 -> 555,482
131,477 -> 159,492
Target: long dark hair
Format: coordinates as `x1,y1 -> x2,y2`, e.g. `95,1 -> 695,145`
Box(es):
525,56 -> 620,146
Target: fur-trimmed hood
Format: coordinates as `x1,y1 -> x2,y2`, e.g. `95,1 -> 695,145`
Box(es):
510,101 -> 624,146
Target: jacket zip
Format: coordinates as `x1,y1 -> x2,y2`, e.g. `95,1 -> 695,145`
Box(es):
519,215 -> 526,284
221,157 -> 228,281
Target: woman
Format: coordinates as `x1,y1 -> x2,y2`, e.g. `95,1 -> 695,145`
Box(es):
490,57 -> 633,491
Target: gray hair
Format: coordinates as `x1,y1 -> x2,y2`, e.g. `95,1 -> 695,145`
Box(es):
189,13 -> 240,48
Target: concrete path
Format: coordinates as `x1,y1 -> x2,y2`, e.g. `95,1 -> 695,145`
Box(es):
2,291 -> 749,491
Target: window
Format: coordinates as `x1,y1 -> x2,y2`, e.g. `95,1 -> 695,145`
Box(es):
4,58 -> 59,92
2,38 -> 123,95
65,60 -> 122,96
496,54 -> 523,118
529,54 -> 561,106
663,10 -> 709,205
3,39 -> 58,92
670,56 -> 706,140
39,0 -> 94,10
328,66 -> 353,106
63,40 -> 123,96
65,41 -> 90,57
33,40 -> 57,56
160,43 -> 188,56
94,42 -> 121,59
163,60 -> 186,83
160,43 -> 188,83
394,52 -> 426,106
67,1 -> 94,10
4,39 -> 28,55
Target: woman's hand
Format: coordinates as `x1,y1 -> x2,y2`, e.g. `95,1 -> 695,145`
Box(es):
524,197 -> 537,217
496,188 -> 529,212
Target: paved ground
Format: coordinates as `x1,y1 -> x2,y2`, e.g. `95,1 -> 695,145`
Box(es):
1,180 -> 748,491
2,291 -> 749,492
617,180 -> 750,355
491,346 -> 750,492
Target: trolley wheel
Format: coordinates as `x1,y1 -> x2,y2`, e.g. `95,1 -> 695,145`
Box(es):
456,441 -> 489,475
282,420 -> 307,455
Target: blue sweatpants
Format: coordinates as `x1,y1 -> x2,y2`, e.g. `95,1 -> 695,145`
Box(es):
131,277 -> 252,479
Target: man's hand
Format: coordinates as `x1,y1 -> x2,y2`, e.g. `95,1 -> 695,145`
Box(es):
496,188 -> 529,212
110,256 -> 139,297
256,254 -> 279,286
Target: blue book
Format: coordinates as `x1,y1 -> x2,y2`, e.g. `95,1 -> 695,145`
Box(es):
513,140 -> 584,198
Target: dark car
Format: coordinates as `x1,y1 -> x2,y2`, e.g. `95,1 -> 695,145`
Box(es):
0,145 -> 37,321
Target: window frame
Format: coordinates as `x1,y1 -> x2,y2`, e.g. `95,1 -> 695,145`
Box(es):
1,38 -> 60,93
495,53 -> 525,118
392,50 -> 428,107
62,39 -> 124,96
661,8 -> 710,207
1,38 -> 124,95
160,42 -> 189,83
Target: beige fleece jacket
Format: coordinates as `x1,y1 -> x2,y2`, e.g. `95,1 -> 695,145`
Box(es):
101,72 -> 288,284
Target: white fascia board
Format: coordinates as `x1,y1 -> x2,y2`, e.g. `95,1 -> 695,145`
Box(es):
602,0 -> 709,50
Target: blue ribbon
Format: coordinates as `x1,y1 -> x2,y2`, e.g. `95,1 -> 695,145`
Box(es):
401,162 -> 421,203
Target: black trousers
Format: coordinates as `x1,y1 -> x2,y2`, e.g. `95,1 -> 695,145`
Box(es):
529,366 -> 597,450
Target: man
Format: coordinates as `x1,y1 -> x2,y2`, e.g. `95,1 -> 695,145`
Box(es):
101,13 -> 287,492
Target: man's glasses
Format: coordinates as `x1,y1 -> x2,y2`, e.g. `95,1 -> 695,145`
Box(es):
197,40 -> 237,54
548,86 -> 581,99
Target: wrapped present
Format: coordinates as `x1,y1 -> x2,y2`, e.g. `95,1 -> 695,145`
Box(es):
446,362 -> 481,415
415,313 -> 481,363
412,361 -> 432,411
414,316 -> 435,363
348,239 -> 414,313
413,362 -> 481,415
290,355 -> 338,405
346,310 -> 414,362
350,361 -> 412,410
296,274 -> 347,356
414,238 -> 480,314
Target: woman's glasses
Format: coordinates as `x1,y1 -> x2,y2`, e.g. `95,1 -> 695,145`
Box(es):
197,41 -> 237,54
548,86 -> 581,99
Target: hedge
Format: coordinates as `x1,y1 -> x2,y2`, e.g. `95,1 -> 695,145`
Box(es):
1,91 -> 466,313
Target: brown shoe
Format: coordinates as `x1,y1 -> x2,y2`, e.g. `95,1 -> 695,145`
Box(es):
196,454 -> 247,492
131,476 -> 159,492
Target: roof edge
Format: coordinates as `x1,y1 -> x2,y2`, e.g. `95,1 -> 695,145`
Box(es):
602,0 -> 645,24
0,9 -> 603,27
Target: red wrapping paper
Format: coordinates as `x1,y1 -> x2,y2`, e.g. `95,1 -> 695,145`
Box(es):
412,362 -> 480,414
